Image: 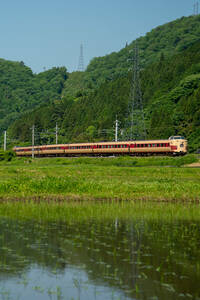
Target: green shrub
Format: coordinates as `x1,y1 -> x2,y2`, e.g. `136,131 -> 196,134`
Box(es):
0,151 -> 15,162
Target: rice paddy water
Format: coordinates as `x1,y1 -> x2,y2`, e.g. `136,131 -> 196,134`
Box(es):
0,202 -> 199,300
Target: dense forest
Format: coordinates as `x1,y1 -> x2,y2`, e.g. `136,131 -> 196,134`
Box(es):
0,62 -> 67,134
0,15 -> 200,151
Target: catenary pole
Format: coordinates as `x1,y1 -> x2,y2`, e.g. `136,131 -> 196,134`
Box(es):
32,125 -> 35,159
56,123 -> 58,145
4,131 -> 6,151
115,117 -> 118,142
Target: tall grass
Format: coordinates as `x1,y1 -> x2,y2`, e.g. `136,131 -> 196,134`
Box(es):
0,201 -> 200,222
1,154 -> 198,167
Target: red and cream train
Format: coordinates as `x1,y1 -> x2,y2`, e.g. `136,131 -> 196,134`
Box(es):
13,136 -> 187,157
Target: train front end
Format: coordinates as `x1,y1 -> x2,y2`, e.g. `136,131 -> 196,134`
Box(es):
169,136 -> 187,155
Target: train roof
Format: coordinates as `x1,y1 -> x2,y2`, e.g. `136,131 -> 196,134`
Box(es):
13,138 -> 181,149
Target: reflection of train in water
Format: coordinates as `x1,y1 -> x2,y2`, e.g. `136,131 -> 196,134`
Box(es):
13,136 -> 187,157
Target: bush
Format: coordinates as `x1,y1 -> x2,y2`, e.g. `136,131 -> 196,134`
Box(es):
0,151 -> 15,162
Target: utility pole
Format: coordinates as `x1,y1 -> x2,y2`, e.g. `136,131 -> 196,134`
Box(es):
4,131 -> 6,151
115,116 -> 119,142
32,125 -> 35,159
56,123 -> 58,145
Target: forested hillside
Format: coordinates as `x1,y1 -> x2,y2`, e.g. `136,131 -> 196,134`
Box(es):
0,60 -> 67,134
1,15 -> 200,151
63,15 -> 200,96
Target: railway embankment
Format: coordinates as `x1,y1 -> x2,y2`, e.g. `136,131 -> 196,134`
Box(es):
184,157 -> 200,168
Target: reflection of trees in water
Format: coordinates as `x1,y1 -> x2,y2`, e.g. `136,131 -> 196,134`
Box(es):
0,218 -> 199,299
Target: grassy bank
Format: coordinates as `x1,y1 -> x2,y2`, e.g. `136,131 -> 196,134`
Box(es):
0,155 -> 199,202
0,201 -> 200,222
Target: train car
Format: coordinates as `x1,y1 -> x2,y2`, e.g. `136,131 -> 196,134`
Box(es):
13,136 -> 187,157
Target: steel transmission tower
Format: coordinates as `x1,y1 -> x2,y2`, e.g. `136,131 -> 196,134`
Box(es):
124,44 -> 146,141
194,1 -> 199,15
77,43 -> 84,71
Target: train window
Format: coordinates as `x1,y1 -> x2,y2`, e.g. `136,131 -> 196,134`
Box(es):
152,144 -> 155,147
160,144 -> 163,147
169,136 -> 185,140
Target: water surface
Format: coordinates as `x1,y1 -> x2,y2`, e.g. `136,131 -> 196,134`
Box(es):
0,217 -> 199,300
